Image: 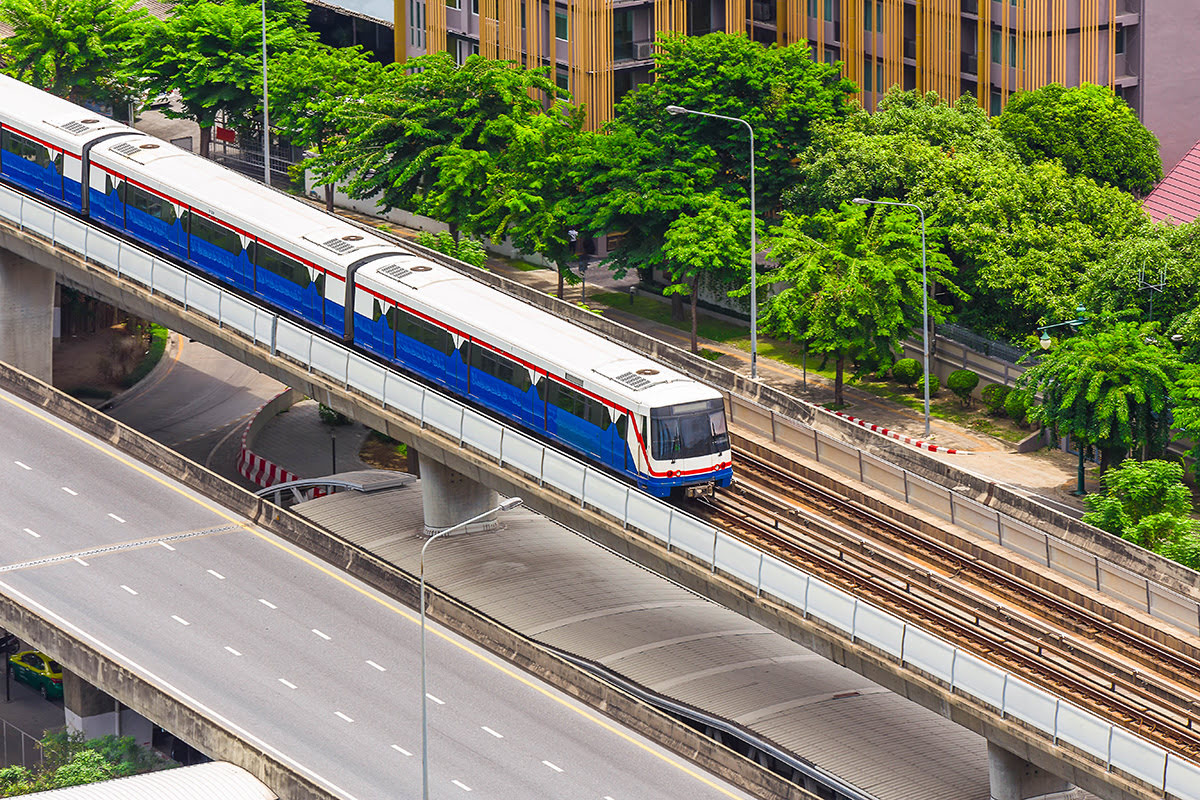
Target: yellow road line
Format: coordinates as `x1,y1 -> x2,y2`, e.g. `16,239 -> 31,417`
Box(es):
0,390 -> 747,799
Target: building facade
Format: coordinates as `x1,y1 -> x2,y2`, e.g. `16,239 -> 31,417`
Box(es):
396,0 -> 1197,170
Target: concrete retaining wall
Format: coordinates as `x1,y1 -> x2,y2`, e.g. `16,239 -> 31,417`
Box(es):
0,360 -> 811,800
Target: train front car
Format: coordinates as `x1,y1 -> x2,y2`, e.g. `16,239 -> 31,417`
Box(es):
639,383 -> 733,498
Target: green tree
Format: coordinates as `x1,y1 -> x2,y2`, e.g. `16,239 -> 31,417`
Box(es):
1083,459 -> 1200,567
140,0 -> 315,158
423,101 -> 587,297
309,53 -> 558,218
1015,318 -> 1180,472
789,89 -> 1013,214
1078,220 -> 1200,334
268,42 -> 382,210
743,202 -> 959,406
0,0 -> 153,112
995,83 -> 1162,195
584,32 -> 855,282
661,192 -> 750,354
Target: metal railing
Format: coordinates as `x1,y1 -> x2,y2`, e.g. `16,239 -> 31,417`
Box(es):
2,184 -> 1198,800
939,322 -> 1026,364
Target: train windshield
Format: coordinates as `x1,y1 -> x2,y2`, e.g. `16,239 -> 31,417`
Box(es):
650,399 -> 729,460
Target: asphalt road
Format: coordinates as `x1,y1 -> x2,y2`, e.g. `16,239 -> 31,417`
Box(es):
0,387 -> 753,800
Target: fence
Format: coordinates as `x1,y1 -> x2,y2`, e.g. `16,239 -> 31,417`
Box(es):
0,718 -> 47,768
3,185 -> 1199,799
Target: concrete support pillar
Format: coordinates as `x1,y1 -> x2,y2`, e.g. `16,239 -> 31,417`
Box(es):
62,670 -> 153,747
0,248 -> 54,382
988,742 -> 1075,800
418,453 -> 499,535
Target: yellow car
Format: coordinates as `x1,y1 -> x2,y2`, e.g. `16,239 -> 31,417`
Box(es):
9,650 -> 62,699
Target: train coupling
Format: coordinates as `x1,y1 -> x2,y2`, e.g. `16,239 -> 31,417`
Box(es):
685,481 -> 717,499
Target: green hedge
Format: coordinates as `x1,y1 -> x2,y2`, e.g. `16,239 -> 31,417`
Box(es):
121,324 -> 168,388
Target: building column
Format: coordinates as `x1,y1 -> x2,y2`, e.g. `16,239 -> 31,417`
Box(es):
62,671 -> 153,747
0,248 -> 54,382
417,454 -> 500,535
988,741 -> 1075,800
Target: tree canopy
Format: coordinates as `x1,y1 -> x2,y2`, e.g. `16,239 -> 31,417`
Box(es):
744,202 -> 959,406
582,32 -> 855,280
1082,459 -> 1200,567
0,0 -> 152,112
1014,318 -> 1180,471
141,0 -> 315,157
994,83 -> 1162,195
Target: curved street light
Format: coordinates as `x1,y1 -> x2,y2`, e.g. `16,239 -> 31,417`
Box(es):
419,496 -> 523,800
666,104 -> 759,381
853,198 -> 931,438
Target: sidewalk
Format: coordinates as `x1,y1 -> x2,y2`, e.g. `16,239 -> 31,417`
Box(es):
323,205 -> 1089,514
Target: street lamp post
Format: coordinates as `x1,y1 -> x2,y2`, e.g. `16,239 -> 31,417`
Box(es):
419,496 -> 523,800
665,105 -> 758,381
852,198 -> 931,438
260,0 -> 270,186
1035,307 -> 1089,494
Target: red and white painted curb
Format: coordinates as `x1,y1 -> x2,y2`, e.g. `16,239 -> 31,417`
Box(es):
238,391 -> 299,488
826,408 -> 973,455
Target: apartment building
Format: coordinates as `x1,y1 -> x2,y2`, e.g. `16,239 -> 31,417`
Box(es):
396,0 -> 1197,169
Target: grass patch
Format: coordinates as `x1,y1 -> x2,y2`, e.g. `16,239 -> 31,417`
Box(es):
494,254 -> 545,272
589,292 -> 747,342
120,324 -> 168,388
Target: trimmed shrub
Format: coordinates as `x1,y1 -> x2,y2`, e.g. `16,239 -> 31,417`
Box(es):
1005,389 -> 1032,427
892,358 -> 921,386
946,369 -> 980,406
916,373 -> 939,396
981,383 -> 1011,415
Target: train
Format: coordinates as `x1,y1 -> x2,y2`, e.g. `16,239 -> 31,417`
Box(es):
0,75 -> 733,498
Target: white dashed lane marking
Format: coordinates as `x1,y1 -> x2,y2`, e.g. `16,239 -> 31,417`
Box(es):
61,487 -> 77,496
107,513 -> 125,523
207,570 -> 225,580
74,557 -> 88,566
258,598 -> 277,609
481,726 -> 503,739
426,694 -> 444,705
366,660 -> 385,672
225,646 -> 242,656
171,615 -> 190,626
452,780 -> 471,792
13,461 -> 30,470
278,678 -> 297,689
22,528 -> 39,538
542,760 -> 564,773
120,585 -> 138,595
311,629 -> 331,641
158,541 -> 175,551
391,745 -> 412,756
335,712 -> 354,723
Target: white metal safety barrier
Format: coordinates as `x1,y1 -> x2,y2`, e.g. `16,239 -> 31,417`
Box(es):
2,185 -> 1198,799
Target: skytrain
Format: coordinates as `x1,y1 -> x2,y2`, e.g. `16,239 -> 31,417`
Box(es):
0,75 -> 733,497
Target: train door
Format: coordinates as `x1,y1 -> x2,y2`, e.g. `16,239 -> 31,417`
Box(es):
1,129 -> 63,204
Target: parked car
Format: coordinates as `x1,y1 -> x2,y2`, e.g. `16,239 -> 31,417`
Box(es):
9,651 -> 62,699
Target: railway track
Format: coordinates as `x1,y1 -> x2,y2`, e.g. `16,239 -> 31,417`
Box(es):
685,446 -> 1200,761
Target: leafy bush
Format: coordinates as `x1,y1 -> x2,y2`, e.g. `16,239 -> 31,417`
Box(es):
946,369 -> 979,406
120,324 -> 168,388
318,403 -> 351,426
981,383 -> 1011,415
1004,389 -> 1032,426
916,372 -> 939,396
416,230 -> 487,268
892,358 -> 921,386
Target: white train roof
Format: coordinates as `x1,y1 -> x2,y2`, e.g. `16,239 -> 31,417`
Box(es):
356,260 -> 720,409
0,74 -> 134,145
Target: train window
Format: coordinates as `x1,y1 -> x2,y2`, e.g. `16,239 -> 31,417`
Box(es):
104,172 -> 125,200
547,382 -> 609,430
187,212 -> 243,256
126,184 -> 177,225
255,244 -> 311,288
1,129 -> 54,169
389,306 -> 454,356
470,345 -> 532,393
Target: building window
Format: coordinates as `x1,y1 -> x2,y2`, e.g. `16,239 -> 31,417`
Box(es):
807,0 -> 816,16
862,57 -> 872,90
1114,26 -> 1125,55
824,47 -> 836,65
555,10 -> 568,40
863,0 -> 871,30
1009,33 -> 1016,67
990,88 -> 1001,116
446,0 -> 459,9
991,29 -> 1000,63
875,0 -> 881,31
556,68 -> 569,91
471,0 -> 477,14
876,63 -> 883,93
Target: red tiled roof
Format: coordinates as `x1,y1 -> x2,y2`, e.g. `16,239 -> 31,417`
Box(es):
1144,140 -> 1200,224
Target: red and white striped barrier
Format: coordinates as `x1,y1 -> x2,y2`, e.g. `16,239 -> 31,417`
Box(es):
238,391 -> 300,488
825,408 -> 972,455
